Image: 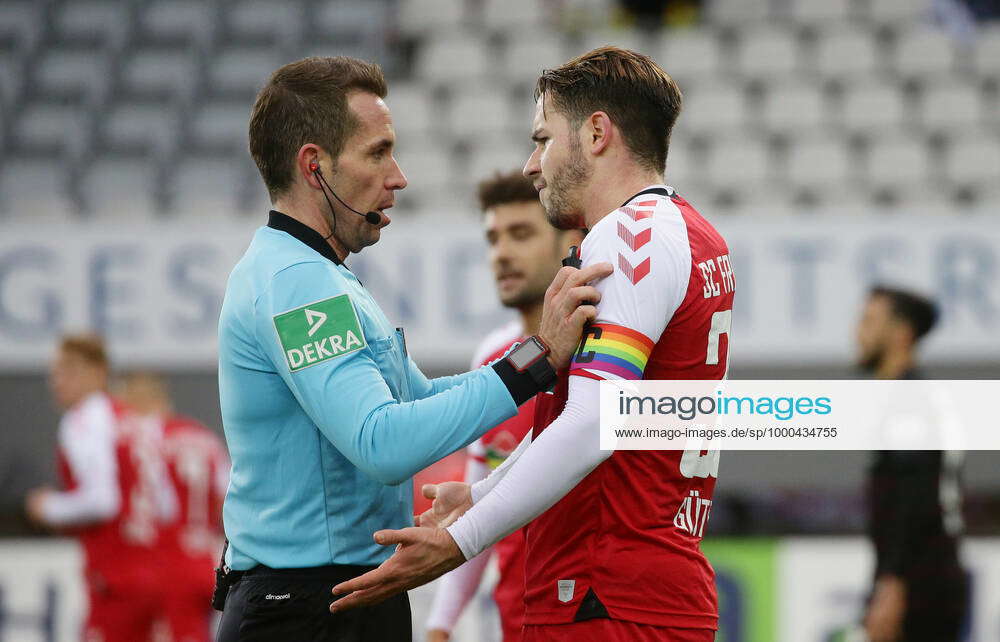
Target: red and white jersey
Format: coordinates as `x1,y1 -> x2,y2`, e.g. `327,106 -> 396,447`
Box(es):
157,414 -> 229,564
51,392 -> 168,578
524,187 -> 733,629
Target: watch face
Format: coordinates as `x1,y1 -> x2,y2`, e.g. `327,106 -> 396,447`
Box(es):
509,340 -> 544,371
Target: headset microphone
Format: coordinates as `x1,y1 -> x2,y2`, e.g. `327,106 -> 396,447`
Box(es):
309,161 -> 382,225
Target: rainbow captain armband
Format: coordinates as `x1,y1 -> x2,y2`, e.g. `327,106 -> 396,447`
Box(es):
569,323 -> 655,380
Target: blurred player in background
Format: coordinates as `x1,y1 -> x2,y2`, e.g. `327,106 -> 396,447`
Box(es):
857,286 -> 968,642
424,171 -> 584,642
119,372 -> 229,642
24,335 -> 173,642
332,46 -> 733,642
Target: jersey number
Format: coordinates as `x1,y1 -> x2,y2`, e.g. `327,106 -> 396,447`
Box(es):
706,310 -> 731,366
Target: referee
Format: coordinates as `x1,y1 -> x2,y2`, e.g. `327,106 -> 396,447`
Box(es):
214,56 -> 609,641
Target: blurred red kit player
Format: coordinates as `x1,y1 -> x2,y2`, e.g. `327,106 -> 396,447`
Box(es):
121,373 -> 230,642
26,336 -> 175,642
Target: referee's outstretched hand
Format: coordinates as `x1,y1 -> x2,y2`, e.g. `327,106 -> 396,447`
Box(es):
329,527 -> 463,613
537,262 -> 613,369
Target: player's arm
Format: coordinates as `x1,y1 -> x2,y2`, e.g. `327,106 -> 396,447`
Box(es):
876,451 -> 942,578
35,402 -> 121,527
446,210 -> 687,557
256,261 -> 603,486
424,442 -> 494,637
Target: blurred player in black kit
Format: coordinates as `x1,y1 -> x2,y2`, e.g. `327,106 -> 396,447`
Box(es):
856,285 -> 968,642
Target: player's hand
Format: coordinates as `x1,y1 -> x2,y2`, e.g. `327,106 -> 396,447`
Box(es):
24,487 -> 54,526
427,630 -> 450,642
537,262 -> 613,369
417,482 -> 472,529
864,575 -> 906,642
330,527 -> 464,613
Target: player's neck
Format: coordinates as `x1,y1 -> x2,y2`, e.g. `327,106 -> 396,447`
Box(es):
581,168 -> 664,228
273,193 -> 349,262
875,350 -> 915,380
518,302 -> 543,336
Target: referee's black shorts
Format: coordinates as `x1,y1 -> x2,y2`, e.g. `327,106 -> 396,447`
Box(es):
216,563 -> 411,642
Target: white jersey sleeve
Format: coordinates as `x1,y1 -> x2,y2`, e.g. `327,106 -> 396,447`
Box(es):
42,393 -> 121,526
570,189 -> 691,381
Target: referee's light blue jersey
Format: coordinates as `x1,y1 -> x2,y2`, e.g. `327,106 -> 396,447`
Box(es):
218,212 -> 518,570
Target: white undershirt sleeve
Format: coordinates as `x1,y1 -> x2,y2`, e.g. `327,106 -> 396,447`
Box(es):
41,395 -> 121,527
447,376 -> 606,559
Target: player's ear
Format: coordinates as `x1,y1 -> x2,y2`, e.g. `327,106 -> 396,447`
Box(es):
588,111 -> 612,156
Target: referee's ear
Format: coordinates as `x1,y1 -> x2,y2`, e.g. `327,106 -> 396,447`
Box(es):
296,143 -> 325,190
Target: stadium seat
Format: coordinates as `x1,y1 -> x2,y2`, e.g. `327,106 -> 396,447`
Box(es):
785,134 -> 856,191
706,0 -> 771,26
188,101 -> 251,154
398,0 -> 466,35
785,0 -> 854,26
54,0 -> 128,45
170,156 -> 243,217
736,26 -> 802,81
837,81 -> 909,135
814,27 -> 881,81
415,34 -> 493,84
656,29 -> 724,87
483,0 -> 551,32
866,0 -> 928,26
226,0 -> 305,42
678,82 -> 749,138
139,0 -> 216,45
80,158 -> 159,220
865,135 -> 931,189
392,144 -> 454,209
704,136 -> 773,190
10,103 -> 90,156
120,47 -> 199,101
102,103 -> 179,155
758,81 -> 829,134
386,82 -> 436,137
34,47 -> 111,101
448,86 -> 516,140
973,24 -> 1000,80
503,31 -> 570,87
206,47 -> 279,99
664,138 -> 706,190
0,1 -> 43,51
0,55 -> 26,107
894,28 -> 956,80
0,159 -> 78,220
466,138 -> 533,184
579,28 -> 651,58
945,135 -> 1000,188
919,82 -> 983,135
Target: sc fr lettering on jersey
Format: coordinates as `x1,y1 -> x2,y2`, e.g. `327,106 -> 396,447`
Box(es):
698,254 -> 735,299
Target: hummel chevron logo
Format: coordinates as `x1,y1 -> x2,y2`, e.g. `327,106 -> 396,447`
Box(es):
305,309 -> 327,337
618,254 -> 651,285
620,206 -> 653,221
617,221 -> 652,251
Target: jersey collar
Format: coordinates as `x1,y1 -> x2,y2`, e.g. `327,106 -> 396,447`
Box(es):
620,185 -> 675,207
267,210 -> 343,265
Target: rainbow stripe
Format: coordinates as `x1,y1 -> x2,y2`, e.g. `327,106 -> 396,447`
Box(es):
569,323 -> 655,380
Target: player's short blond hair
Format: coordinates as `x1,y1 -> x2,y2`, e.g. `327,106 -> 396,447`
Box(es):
59,334 -> 108,369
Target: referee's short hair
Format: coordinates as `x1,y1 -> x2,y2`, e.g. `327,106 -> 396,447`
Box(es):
870,285 -> 940,342
249,56 -> 387,200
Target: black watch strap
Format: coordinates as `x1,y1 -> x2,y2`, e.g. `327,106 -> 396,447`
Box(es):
492,338 -> 558,405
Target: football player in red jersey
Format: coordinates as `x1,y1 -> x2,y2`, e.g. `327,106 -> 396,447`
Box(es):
332,46 -> 733,642
119,372 -> 229,642
425,171 -> 583,642
26,335 -> 174,642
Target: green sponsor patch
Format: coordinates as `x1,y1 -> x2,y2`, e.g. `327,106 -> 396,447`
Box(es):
273,294 -> 366,372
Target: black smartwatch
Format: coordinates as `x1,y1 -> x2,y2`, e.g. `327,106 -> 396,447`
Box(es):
505,335 -> 557,391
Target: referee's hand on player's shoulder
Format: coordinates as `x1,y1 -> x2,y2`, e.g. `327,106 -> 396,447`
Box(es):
538,261 -> 613,369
